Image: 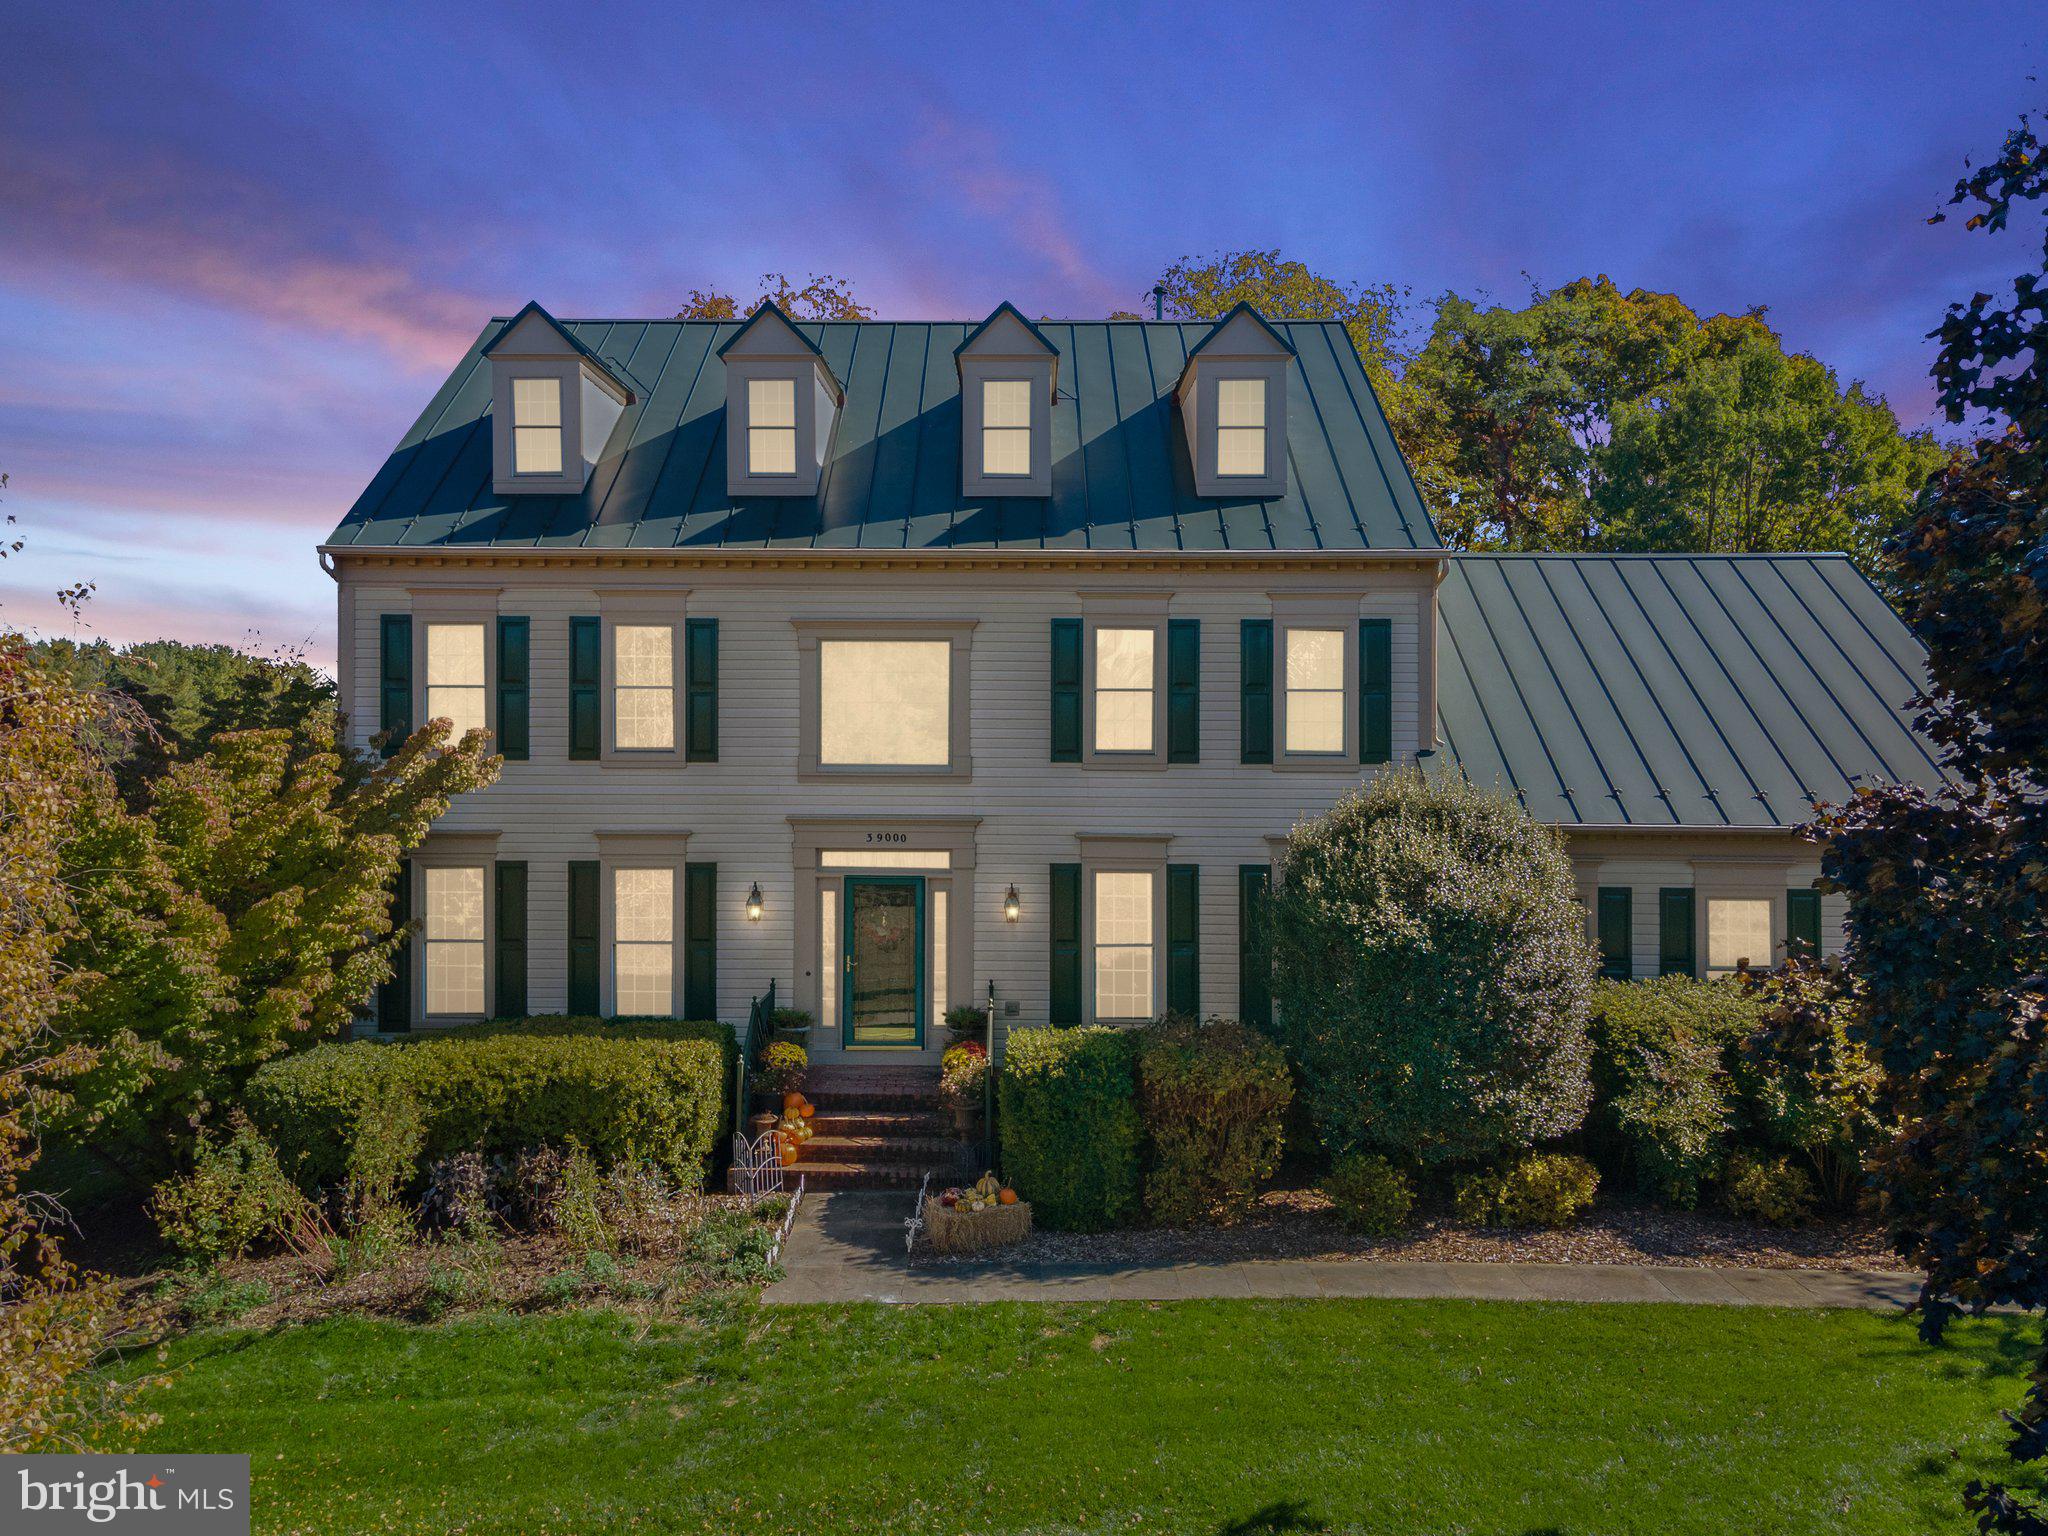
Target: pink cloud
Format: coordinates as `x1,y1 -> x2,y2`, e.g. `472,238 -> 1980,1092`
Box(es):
0,578 -> 334,673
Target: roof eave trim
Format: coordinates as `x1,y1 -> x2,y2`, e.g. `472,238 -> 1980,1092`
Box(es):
320,544 -> 1451,566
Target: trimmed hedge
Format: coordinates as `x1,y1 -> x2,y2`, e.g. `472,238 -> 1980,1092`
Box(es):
998,1027 -> 1143,1231
1138,1017 -> 1292,1227
1589,978 -> 1758,1205
246,1016 -> 734,1191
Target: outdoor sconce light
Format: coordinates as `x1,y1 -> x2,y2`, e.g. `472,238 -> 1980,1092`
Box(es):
746,883 -> 764,922
1003,884 -> 1021,923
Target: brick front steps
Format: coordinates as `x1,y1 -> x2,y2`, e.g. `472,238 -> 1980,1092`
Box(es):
734,1064 -> 977,1192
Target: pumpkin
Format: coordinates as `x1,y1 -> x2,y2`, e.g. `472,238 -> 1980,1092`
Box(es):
798,1099 -> 815,1119
782,1091 -> 805,1112
999,1187 -> 1018,1205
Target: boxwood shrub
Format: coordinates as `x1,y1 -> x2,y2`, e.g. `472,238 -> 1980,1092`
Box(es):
1138,1016 -> 1293,1227
998,1026 -> 1143,1231
245,1016 -> 734,1191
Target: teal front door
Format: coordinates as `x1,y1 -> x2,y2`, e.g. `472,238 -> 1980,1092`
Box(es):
842,876 -> 925,1048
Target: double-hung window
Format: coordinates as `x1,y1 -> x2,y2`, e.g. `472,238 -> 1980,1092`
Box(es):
1283,628 -> 1346,754
1093,628 -> 1156,754
424,623 -> 488,739
1705,897 -> 1774,975
981,379 -> 1032,476
511,377 -> 564,476
1093,869 -> 1155,1021
748,377 -> 797,476
613,625 -> 676,751
612,867 -> 675,1015
423,866 -> 486,1017
1215,377 -> 1267,477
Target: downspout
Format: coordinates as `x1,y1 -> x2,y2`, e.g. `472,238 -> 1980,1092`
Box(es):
1417,555 -> 1446,754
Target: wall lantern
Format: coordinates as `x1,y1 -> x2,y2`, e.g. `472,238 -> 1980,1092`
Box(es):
1003,884 -> 1022,923
746,882 -> 764,922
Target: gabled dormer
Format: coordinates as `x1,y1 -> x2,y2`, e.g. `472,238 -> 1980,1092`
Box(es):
955,301 -> 1058,498
1174,302 -> 1293,499
718,302 -> 844,498
485,301 -> 635,496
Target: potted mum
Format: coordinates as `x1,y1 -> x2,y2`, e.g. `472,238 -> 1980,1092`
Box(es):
938,1041 -> 989,1138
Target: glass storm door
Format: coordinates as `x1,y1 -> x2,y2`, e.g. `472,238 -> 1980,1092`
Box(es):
842,876 -> 925,1047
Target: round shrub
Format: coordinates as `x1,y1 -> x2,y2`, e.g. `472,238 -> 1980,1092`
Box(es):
1323,1153 -> 1414,1235
1138,1016 -> 1293,1227
1455,1153 -> 1600,1229
1590,977 -> 1758,1205
1266,771 -> 1595,1167
998,1026 -> 1143,1231
1721,1150 -> 1817,1227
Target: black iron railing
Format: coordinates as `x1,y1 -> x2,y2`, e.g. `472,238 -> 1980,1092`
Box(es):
733,977 -> 777,1138
983,977 -> 999,1173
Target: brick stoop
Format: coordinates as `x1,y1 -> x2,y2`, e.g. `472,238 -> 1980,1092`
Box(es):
735,1064 -> 978,1192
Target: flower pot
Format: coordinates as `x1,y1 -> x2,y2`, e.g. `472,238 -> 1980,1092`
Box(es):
950,1103 -> 977,1138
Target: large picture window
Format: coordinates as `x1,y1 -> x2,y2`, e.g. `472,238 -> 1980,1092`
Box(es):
423,865 -> 485,1016
818,640 -> 951,767
613,867 -> 674,1015
1705,897 -> 1773,975
424,623 -> 487,739
1093,627 -> 1156,753
1093,869 -> 1155,1020
613,624 -> 676,751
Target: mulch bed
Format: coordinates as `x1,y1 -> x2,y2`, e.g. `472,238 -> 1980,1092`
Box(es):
912,1184 -> 1898,1272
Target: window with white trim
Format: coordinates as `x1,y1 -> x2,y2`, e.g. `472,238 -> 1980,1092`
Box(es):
1706,897 -> 1773,975
981,379 -> 1032,476
423,866 -> 485,1016
1093,869 -> 1155,1020
747,377 -> 797,475
424,623 -> 487,738
1216,377 -> 1267,477
613,624 -> 675,751
511,377 -> 564,475
818,639 -> 951,767
1093,627 -> 1155,753
1284,628 -> 1345,753
819,887 -> 839,1034
612,867 -> 674,1014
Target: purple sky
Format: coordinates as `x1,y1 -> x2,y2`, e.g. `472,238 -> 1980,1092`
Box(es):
2,1 -> 2037,670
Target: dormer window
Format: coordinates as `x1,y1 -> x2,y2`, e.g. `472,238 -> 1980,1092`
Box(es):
957,302 -> 1057,499
511,377 -> 564,475
747,377 -> 799,476
981,379 -> 1033,476
1216,378 -> 1268,477
719,302 -> 843,498
485,301 -> 634,498
1175,302 -> 1293,499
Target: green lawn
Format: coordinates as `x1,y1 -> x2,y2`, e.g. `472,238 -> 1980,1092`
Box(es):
133,1298 -> 2034,1535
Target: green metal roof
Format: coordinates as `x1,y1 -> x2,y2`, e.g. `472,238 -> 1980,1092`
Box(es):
1437,554 -> 1948,828
325,318 -> 1439,552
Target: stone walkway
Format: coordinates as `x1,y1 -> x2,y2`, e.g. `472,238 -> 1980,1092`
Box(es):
762,1191 -> 1924,1310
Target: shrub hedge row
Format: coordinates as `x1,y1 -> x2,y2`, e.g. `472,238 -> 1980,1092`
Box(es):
246,1016 -> 734,1191
997,1026 -> 1145,1231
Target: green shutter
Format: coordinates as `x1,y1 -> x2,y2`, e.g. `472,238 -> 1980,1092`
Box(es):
1360,618 -> 1392,764
1658,888 -> 1696,976
684,862 -> 718,1019
1167,618 -> 1200,763
1597,887 -> 1632,980
494,861 -> 528,1018
569,617 -> 601,760
686,618 -> 719,762
1166,863 -> 1200,1017
1050,618 -> 1082,762
568,860 -> 600,1016
1786,888 -> 1822,961
496,617 -> 530,761
1049,863 -> 1082,1024
1238,865 -> 1272,1027
1240,619 -> 1273,763
377,859 -> 412,1030
378,615 -> 412,758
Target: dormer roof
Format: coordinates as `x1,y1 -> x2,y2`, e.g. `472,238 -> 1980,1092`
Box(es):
954,301 -> 1058,361
1174,301 -> 1296,391
482,300 -> 635,404
715,301 -> 845,401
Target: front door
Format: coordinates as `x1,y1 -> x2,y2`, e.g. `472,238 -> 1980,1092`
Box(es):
842,876 -> 925,1048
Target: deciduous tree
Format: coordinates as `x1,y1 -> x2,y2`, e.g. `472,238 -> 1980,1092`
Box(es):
674,272 -> 872,320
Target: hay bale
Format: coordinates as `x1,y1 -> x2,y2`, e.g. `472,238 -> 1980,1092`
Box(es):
924,1197 -> 1032,1255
